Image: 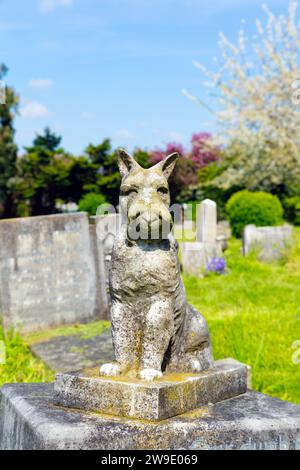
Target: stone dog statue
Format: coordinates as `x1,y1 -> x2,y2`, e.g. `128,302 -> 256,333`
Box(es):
100,149 -> 213,381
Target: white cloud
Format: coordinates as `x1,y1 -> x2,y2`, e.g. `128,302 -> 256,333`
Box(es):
29,78 -> 53,89
115,128 -> 135,140
20,101 -> 50,119
39,0 -> 74,14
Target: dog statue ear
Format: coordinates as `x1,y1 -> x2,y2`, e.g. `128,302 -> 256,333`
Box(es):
154,152 -> 179,179
118,149 -> 140,178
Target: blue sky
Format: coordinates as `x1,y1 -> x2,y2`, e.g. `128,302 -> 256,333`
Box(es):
0,0 -> 291,155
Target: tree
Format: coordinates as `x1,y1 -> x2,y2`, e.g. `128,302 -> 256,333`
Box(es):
149,137 -> 220,203
188,1 -> 300,198
83,140 -> 121,207
66,156 -> 97,203
0,64 -> 19,218
32,126 -> 62,153
12,128 -> 73,216
149,142 -> 199,203
78,193 -> 107,216
191,132 -> 220,169
132,148 -> 151,168
81,140 -> 152,207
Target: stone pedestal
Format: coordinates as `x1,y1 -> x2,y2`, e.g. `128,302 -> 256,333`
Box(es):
54,359 -> 247,421
1,383 -> 300,450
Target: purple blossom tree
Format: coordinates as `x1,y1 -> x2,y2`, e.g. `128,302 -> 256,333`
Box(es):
191,132 -> 219,169
149,135 -> 220,202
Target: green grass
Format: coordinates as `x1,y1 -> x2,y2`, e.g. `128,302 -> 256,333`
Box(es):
24,320 -> 110,345
0,321 -> 110,387
0,230 -> 299,405
0,329 -> 55,386
183,227 -> 300,404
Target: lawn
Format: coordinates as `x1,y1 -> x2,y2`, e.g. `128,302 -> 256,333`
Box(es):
0,228 -> 300,404
0,329 -> 54,385
0,321 -> 110,386
183,227 -> 300,404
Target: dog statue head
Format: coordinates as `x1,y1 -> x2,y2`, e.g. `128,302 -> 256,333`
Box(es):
118,149 -> 179,243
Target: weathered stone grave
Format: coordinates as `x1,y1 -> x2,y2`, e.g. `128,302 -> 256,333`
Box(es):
243,224 -> 293,262
0,213 -> 106,333
0,212 -> 121,335
180,242 -> 222,277
197,198 -> 217,243
1,150 -> 300,450
180,199 -> 223,277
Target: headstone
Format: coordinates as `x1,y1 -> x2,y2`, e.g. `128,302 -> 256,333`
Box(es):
196,199 -> 217,243
0,213 -> 107,333
243,224 -> 293,262
181,199 -> 223,277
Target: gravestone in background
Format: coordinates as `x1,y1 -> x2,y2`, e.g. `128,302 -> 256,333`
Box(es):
0,213 -> 108,334
180,199 -> 222,277
196,198 -> 217,243
243,224 -> 293,262
180,242 -> 222,277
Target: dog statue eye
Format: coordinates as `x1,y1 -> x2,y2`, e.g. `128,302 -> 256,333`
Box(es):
157,187 -> 168,195
121,187 -> 138,196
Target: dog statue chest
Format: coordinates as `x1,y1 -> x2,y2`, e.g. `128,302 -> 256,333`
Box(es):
111,236 -> 178,295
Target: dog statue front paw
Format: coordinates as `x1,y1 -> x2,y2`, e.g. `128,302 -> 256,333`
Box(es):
138,368 -> 163,381
99,362 -> 127,377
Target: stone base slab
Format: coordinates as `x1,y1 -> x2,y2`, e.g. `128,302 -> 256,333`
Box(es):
1,383 -> 300,450
53,359 -> 247,421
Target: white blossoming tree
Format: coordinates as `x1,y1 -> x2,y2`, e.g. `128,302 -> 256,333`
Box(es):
187,1 -> 300,197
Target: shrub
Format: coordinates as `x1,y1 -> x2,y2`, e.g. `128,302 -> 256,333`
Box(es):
78,193 -> 107,216
226,191 -> 283,238
283,196 -> 300,226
